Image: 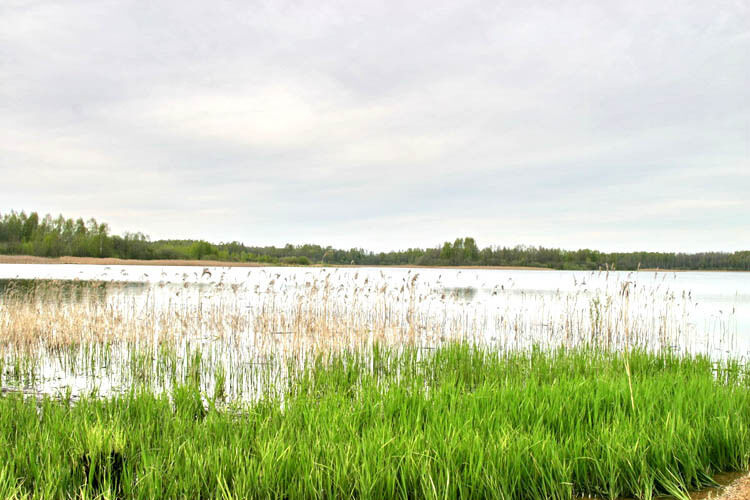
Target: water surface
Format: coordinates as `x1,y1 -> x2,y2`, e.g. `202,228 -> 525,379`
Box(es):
1,263 -> 747,400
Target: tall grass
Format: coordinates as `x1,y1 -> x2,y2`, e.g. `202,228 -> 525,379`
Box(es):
0,345 -> 749,499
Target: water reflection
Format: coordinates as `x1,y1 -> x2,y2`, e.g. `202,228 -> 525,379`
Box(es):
0,279 -> 128,303
443,287 -> 478,301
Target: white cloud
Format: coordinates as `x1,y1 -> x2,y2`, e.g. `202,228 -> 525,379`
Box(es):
1,0 -> 748,252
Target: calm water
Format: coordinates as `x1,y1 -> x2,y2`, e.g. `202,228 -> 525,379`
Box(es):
1,263 -> 747,344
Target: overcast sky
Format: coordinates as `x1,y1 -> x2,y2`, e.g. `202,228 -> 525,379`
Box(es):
1,0 -> 748,252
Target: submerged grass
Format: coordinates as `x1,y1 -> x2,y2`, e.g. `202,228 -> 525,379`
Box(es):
1,344 -> 749,499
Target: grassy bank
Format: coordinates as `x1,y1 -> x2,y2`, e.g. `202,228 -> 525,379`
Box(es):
2,345 -> 749,499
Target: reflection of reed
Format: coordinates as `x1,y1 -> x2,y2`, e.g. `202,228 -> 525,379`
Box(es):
0,278 -> 126,303
0,270 -> 735,401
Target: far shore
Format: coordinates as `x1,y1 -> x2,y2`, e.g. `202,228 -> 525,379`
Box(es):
0,255 -> 746,272
637,268 -> 749,273
0,255 -> 551,271
0,255 -> 268,268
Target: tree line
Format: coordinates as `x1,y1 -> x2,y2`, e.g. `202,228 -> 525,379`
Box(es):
1,210 -> 748,270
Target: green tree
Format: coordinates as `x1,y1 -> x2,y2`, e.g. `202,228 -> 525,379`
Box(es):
463,237 -> 479,263
440,242 -> 453,263
22,212 -> 39,241
189,241 -> 217,260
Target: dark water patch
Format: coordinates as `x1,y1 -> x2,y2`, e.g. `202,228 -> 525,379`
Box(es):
443,286 -> 478,301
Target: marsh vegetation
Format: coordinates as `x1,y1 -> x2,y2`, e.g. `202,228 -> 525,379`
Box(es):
0,266 -> 747,498
2,347 -> 750,499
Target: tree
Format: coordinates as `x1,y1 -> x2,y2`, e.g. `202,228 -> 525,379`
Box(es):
188,241 -> 217,260
22,212 -> 39,241
463,237 -> 479,263
440,242 -> 454,263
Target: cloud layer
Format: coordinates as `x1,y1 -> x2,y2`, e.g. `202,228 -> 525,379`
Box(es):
1,0 -> 748,251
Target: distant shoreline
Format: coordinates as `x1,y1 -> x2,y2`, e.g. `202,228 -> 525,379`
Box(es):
0,254 -> 747,272
0,255 -> 749,273
0,255 -> 266,268
636,268 -> 749,273
3,211 -> 748,272
0,255 -> 552,270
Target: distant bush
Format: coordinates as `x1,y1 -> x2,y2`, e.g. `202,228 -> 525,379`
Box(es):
280,256 -> 311,266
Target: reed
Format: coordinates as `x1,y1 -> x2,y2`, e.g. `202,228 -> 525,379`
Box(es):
1,269 -> 732,402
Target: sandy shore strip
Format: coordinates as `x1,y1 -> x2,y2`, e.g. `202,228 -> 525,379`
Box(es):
638,268 -> 748,273
0,255 -> 552,270
713,472 -> 750,500
2,255 -> 746,273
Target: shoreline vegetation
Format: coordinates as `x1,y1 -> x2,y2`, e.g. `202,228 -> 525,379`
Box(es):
1,210 -> 749,271
2,346 -> 750,499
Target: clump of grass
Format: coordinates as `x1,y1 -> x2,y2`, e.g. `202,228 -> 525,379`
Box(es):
173,382 -> 207,421
70,422 -> 127,496
0,344 -> 749,499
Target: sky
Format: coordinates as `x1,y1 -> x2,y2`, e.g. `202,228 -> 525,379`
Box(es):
1,0 -> 748,253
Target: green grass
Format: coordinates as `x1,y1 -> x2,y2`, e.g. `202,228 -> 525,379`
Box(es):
1,345 -> 749,499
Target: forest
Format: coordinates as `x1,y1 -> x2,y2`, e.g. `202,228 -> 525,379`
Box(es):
1,210 -> 748,270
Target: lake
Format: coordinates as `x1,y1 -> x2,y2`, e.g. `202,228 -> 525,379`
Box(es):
1,263 -> 748,400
